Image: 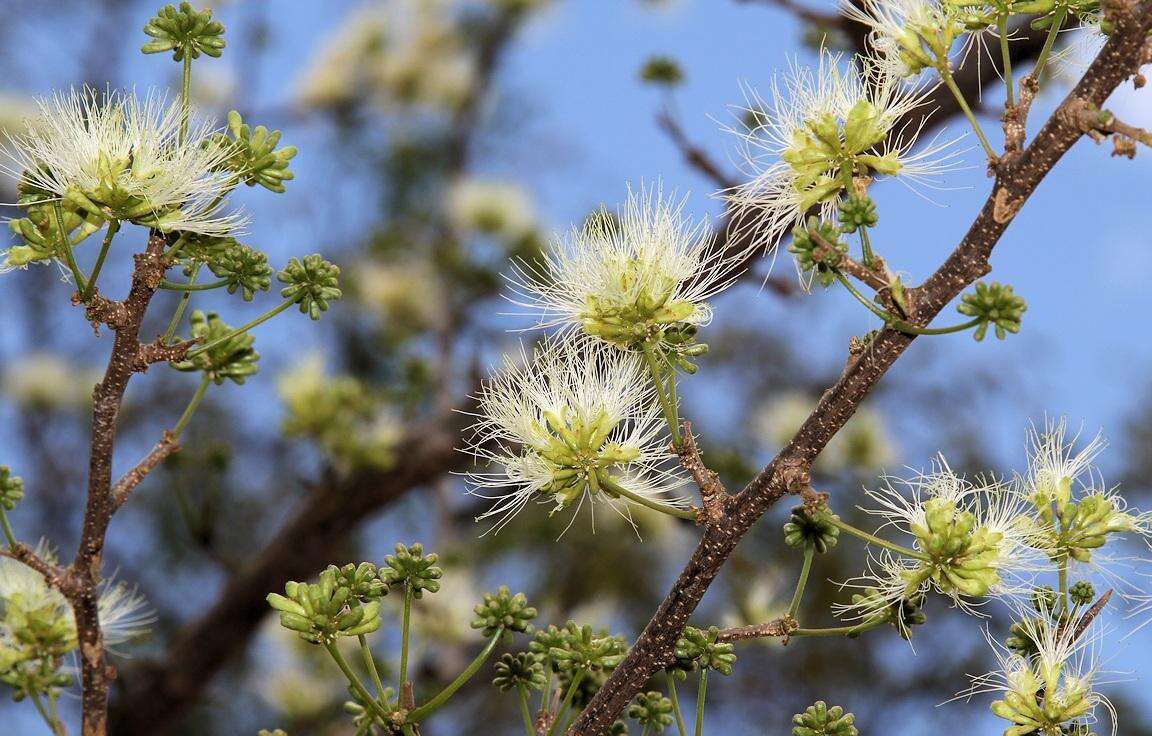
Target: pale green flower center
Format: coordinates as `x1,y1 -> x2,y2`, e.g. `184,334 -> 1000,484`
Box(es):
903,497 -> 1003,598
781,100 -> 902,211
528,406 -> 640,510
991,665 -> 1094,736
579,257 -> 697,348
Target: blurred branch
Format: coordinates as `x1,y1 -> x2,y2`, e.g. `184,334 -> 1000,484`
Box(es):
734,0 -> 843,26
570,4 -> 1152,732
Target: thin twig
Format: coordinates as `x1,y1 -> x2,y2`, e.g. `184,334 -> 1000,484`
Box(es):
111,431 -> 181,510
676,422 -> 728,526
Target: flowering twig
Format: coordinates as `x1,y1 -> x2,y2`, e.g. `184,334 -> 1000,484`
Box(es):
569,5 -> 1152,730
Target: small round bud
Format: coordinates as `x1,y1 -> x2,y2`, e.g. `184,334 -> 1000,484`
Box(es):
1031,585 -> 1057,612
0,466 -> 24,511
628,691 -> 675,731
673,625 -> 736,676
1069,580 -> 1096,606
792,701 -> 858,736
381,542 -> 442,597
783,504 -> 840,553
789,218 -> 846,287
471,586 -> 537,637
493,652 -> 546,692
956,281 -> 1027,341
142,2 -> 226,61
639,56 -> 684,87
836,195 -> 878,233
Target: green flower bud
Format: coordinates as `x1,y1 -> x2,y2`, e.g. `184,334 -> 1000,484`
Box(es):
142,2 -> 226,60
209,111 -> 297,193
1005,616 -> 1041,656
792,701 -> 858,736
266,568 -> 381,644
956,281 -> 1027,341
326,562 -> 388,602
907,497 -> 1003,599
1031,585 -> 1058,612
789,217 -> 846,287
471,586 -> 537,637
783,503 -> 840,553
171,310 -> 260,385
278,254 -> 342,320
639,56 -> 684,86
258,731 -> 289,736
179,233 -> 236,272
540,622 -> 628,674
836,195 -> 879,233
492,652 -> 546,693
628,691 -> 675,732
673,626 -> 736,676
381,542 -> 442,597
0,467 -> 24,511
1069,581 -> 1096,606
849,588 -> 927,640
208,243 -> 273,301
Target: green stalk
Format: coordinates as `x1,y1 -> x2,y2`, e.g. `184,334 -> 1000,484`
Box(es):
859,226 -> 875,268
641,342 -> 682,447
359,634 -> 389,708
53,202 -> 87,291
998,14 -> 1015,107
792,617 -> 887,638
834,271 -> 983,336
172,374 -> 211,438
399,584 -> 414,693
788,543 -> 816,619
547,669 -> 586,736
1032,8 -> 1067,82
518,684 -> 537,736
940,66 -> 998,159
81,219 -> 120,302
599,474 -> 696,521
407,632 -> 502,722
0,507 -> 17,549
28,688 -> 63,736
180,53 -> 192,144
185,299 -> 294,358
163,263 -> 202,343
325,641 -> 391,721
693,669 -> 708,736
667,672 -> 688,736
825,515 -> 929,561
1058,555 -> 1069,613
159,278 -> 230,291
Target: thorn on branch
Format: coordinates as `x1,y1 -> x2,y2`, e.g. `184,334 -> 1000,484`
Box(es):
677,422 -> 728,526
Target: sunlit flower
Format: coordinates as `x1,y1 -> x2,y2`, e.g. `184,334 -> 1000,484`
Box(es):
464,336 -> 688,533
837,462 -> 1036,621
839,0 -> 971,78
962,609 -> 1114,736
755,391 -> 897,474
2,87 -> 244,236
723,50 -> 961,258
508,184 -> 740,355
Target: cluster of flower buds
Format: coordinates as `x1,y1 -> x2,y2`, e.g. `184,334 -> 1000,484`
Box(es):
792,701 -> 859,736
784,502 -> 841,553
208,111 -> 298,194
141,2 -> 225,60
0,467 -> 24,511
672,625 -> 737,676
904,497 -> 1005,599
628,690 -> 676,731
267,567 -> 382,645
381,542 -> 442,596
789,217 -> 848,287
492,651 -> 547,692
471,586 -> 537,638
957,281 -> 1027,341
171,311 -> 260,384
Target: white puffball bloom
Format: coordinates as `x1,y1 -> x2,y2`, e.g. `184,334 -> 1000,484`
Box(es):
464,336 -> 689,534
2,353 -> 98,410
446,178 -> 537,242
723,50 -> 963,258
356,259 -> 449,331
507,184 -> 741,348
2,87 -> 244,236
756,391 -> 897,474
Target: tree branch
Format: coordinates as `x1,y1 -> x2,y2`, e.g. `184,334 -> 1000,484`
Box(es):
568,5 -> 1152,732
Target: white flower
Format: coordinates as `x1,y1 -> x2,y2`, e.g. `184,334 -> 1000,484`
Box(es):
0,544 -> 152,652
356,259 -> 449,331
464,336 -> 689,533
2,87 -> 244,236
962,610 -> 1115,736
446,178 -> 536,242
836,462 -> 1037,622
507,184 -> 740,350
2,353 -> 98,410
294,6 -> 386,109
723,50 -> 962,258
839,0 -> 970,79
